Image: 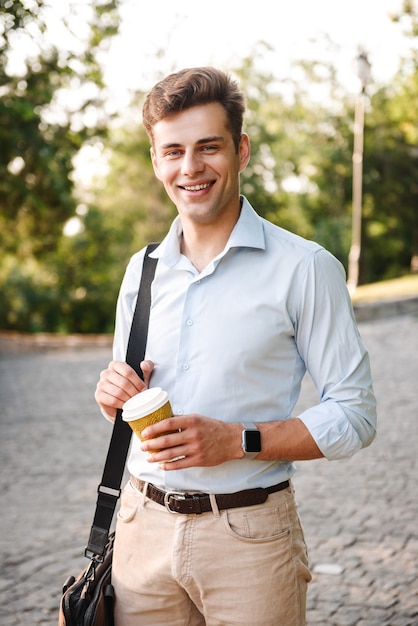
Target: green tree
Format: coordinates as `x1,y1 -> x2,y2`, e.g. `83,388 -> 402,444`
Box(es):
2,22 -> 417,333
0,0 -> 120,331
361,0 -> 418,279
236,49 -> 313,239
236,48 -> 354,265
0,0 -> 120,256
237,36 -> 417,283
51,118 -> 177,333
361,78 -> 418,282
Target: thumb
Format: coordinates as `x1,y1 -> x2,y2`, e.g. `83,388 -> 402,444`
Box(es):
140,360 -> 154,388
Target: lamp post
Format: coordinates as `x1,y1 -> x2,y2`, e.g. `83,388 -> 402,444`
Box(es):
347,50 -> 371,293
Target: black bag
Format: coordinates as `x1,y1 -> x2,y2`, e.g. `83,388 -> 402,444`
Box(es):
59,534 -> 115,626
58,245 -> 158,625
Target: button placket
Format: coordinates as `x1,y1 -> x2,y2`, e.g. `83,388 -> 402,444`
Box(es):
173,280 -> 201,413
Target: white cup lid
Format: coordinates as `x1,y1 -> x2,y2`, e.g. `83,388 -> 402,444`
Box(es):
122,387 -> 168,420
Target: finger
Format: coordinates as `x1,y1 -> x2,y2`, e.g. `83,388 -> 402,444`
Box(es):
140,360 -> 155,387
95,363 -> 145,413
146,444 -> 187,466
107,361 -> 146,393
140,425 -> 185,458
95,380 -> 133,408
141,416 -> 181,441
158,457 -> 189,470
109,361 -> 144,386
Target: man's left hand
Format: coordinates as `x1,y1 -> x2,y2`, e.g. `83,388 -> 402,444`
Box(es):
140,415 -> 244,469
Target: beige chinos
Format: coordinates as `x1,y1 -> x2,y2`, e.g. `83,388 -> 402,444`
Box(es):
112,479 -> 311,626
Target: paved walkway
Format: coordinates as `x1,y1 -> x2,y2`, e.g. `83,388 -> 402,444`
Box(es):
0,312 -> 417,625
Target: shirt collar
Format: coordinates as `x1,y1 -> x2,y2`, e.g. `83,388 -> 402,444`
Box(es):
149,196 -> 265,268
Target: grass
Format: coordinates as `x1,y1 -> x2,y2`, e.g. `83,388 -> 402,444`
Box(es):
351,274 -> 418,303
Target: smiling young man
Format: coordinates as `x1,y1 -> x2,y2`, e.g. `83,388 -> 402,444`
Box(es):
150,100 -> 251,274
95,67 -> 376,626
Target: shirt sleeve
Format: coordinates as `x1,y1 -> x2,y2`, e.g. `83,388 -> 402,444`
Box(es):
294,249 -> 377,460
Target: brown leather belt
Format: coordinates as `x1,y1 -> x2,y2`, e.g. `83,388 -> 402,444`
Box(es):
130,477 -> 290,515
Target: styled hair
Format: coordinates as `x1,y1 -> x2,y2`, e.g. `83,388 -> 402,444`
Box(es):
142,67 -> 246,151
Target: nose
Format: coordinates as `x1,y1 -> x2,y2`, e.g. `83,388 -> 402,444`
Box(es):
181,149 -> 204,176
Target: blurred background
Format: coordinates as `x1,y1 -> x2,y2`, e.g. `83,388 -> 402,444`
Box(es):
1,0 -> 417,334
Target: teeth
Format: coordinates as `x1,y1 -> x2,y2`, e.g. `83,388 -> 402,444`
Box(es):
183,183 -> 211,191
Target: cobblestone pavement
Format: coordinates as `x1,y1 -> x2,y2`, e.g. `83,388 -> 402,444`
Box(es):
1,313 -> 417,625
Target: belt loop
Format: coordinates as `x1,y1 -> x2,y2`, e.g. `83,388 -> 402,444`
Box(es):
209,493 -> 220,518
140,480 -> 149,509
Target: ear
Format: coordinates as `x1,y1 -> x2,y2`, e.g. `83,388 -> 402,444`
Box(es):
150,147 -> 162,181
238,133 -> 251,173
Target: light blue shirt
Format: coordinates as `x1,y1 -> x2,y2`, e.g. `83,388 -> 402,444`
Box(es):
112,197 -> 376,493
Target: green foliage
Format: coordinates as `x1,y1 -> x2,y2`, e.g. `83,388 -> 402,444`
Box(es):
0,0 -> 120,331
0,0 -> 120,258
360,2 -> 418,281
92,117 -> 177,255
1,3 -> 417,333
236,53 -> 354,265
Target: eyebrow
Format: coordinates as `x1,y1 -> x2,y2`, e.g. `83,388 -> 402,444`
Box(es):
159,135 -> 225,149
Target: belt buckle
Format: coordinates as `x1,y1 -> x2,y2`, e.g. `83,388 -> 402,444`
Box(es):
163,490 -> 186,514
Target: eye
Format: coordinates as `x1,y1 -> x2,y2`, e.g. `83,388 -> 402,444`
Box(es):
165,149 -> 183,158
201,144 -> 218,153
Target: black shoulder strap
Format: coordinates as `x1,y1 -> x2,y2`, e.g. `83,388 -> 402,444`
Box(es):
85,243 -> 159,560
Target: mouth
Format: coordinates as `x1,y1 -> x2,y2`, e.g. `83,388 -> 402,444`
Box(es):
179,182 -> 214,192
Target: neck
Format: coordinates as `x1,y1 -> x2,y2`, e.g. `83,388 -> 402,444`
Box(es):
180,232 -> 224,273
180,202 -> 242,272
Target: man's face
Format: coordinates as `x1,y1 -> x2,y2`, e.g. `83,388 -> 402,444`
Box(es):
150,102 -> 250,228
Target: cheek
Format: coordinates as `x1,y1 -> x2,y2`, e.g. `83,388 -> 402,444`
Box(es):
152,162 -> 163,181
153,161 -> 175,184
161,180 -> 178,204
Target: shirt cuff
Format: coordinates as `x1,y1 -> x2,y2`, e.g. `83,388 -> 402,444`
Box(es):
298,404 -> 363,460
100,406 -> 116,423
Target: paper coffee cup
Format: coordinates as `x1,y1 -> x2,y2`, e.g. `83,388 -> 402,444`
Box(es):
122,387 -> 173,451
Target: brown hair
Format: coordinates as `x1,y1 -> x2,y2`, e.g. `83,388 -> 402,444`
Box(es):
142,67 -> 246,151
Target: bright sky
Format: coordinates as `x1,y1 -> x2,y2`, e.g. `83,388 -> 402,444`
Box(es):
104,0 -> 411,102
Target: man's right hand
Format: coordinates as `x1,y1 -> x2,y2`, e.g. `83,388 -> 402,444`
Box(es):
95,359 -> 154,420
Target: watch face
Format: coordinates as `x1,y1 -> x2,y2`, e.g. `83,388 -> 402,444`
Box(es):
245,429 -> 261,452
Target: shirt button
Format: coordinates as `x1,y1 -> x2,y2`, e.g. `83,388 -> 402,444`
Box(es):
176,409 -> 184,415
195,280 -> 201,284
182,363 -> 190,371
186,319 -> 193,326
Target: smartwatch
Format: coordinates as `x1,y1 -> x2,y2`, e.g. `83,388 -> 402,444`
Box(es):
241,423 -> 261,454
